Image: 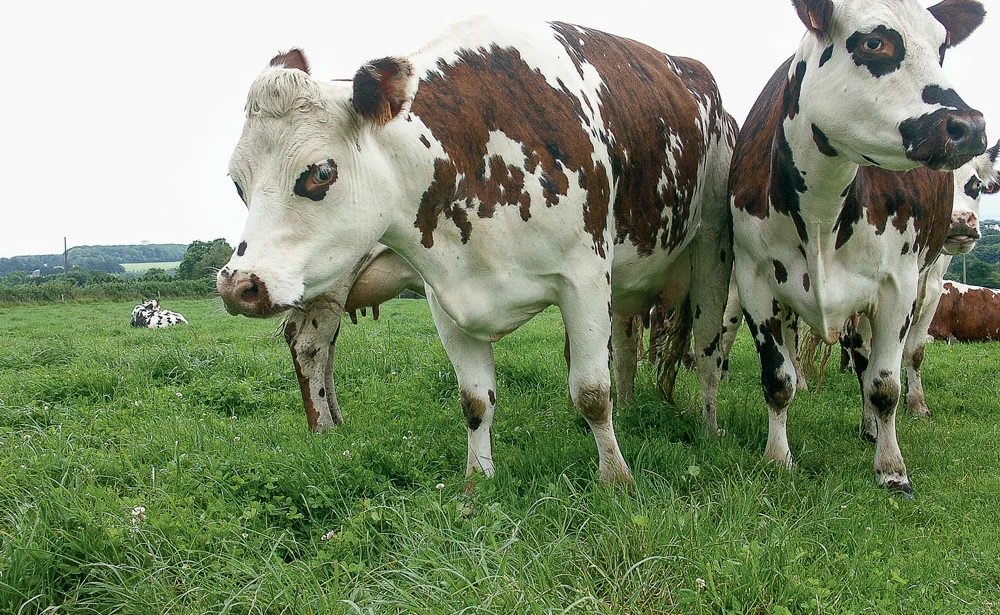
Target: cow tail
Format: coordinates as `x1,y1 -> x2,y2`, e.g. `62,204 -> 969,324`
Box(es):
653,296 -> 693,406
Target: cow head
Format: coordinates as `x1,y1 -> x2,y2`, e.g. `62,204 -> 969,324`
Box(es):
790,0 -> 987,171
217,50 -> 419,317
944,138 -> 1000,254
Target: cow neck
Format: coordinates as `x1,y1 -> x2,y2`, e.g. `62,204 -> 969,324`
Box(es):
776,109 -> 861,239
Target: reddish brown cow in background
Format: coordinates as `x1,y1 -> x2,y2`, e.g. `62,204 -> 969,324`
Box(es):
929,282 -> 1000,342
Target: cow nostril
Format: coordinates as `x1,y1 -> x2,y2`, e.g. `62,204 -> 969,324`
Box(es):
241,280 -> 260,303
946,117 -> 969,143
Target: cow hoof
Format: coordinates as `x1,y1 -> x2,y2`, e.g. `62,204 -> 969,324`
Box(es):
860,428 -> 877,444
886,480 -> 915,499
908,404 -> 931,418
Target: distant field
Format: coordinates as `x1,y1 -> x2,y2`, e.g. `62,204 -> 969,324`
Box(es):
120,261 -> 181,273
1,298 -> 999,613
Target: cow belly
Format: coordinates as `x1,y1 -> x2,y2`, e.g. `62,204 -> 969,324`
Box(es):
611,247 -> 691,315
429,272 -> 559,342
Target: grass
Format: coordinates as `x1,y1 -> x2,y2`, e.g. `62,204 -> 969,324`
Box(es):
0,298 -> 998,613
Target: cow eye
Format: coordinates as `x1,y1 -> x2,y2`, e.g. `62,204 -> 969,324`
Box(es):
314,164 -> 333,183
864,37 -> 883,52
233,180 -> 246,204
294,158 -> 339,201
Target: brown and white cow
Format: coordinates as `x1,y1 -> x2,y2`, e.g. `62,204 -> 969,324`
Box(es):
929,282 -> 1000,342
283,245 -> 423,431
216,17 -> 738,487
901,140 -> 1000,415
729,0 -> 987,493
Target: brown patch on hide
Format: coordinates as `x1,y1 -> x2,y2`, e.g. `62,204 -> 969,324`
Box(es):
410,22 -> 728,257
730,58 -> 793,219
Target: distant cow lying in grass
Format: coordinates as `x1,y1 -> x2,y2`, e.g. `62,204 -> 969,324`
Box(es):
130,300 -> 188,328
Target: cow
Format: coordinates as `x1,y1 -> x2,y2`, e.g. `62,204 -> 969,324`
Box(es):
216,16 -> 739,488
282,246 -> 423,431
130,300 -> 188,328
729,0 -> 987,494
901,140 -> 1000,415
929,282 -> 1000,342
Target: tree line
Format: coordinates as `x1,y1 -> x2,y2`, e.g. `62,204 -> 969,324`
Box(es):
0,244 -> 189,276
0,239 -> 233,304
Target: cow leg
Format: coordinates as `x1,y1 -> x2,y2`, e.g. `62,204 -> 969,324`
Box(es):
847,316 -> 879,442
690,210 -> 734,438
861,300 -> 913,494
792,320 -> 810,393
283,304 -> 343,431
719,273 -> 743,383
561,293 -> 632,487
739,279 -> 798,468
611,314 -> 639,406
426,291 -> 497,479
322,323 -> 346,425
904,268 -> 945,417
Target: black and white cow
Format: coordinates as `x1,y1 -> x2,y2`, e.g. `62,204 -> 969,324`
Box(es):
130,300 -> 188,328
729,0 -> 987,493
217,17 -> 738,487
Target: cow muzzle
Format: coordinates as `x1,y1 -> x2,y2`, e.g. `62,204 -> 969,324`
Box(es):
943,211 -> 980,255
217,268 -> 284,317
900,109 -> 987,171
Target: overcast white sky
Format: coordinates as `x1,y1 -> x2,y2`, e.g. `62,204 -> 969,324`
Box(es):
0,0 -> 997,258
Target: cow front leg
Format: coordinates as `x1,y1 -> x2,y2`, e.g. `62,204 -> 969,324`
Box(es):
864,301 -> 914,494
562,294 -> 632,488
738,277 -> 798,468
426,292 -> 497,480
283,298 -> 345,431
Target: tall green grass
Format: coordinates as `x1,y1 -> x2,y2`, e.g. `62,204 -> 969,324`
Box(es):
0,299 -> 998,613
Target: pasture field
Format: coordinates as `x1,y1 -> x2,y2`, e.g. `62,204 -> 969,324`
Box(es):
0,298 -> 998,614
119,262 -> 182,274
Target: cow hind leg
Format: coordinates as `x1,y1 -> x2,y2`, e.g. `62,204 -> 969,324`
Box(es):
562,293 -> 632,489
611,314 -> 640,406
690,213 -> 734,438
844,316 -> 878,442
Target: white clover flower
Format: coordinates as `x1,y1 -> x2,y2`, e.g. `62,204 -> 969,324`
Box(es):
343,450 -> 352,460
436,483 -> 446,490
695,578 -> 707,590
321,530 -> 337,541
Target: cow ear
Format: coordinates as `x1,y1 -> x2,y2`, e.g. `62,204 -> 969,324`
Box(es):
352,57 -> 414,126
928,0 -> 986,48
270,48 -> 311,74
791,0 -> 834,37
983,141 -> 1000,194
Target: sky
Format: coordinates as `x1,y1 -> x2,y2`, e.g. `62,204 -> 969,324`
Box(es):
1,0 -> 997,259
